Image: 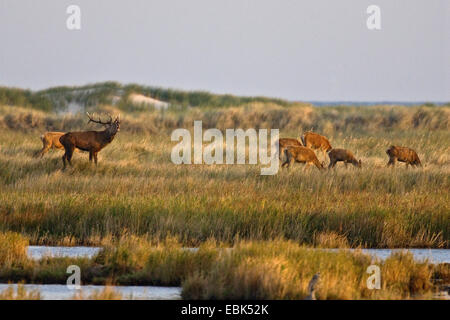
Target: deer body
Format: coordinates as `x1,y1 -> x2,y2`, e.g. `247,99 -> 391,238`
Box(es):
328,148 -> 361,169
60,114 -> 120,168
37,132 -> 65,157
282,146 -> 324,170
37,132 -> 81,157
277,138 -> 303,161
301,132 -> 332,160
386,146 -> 421,168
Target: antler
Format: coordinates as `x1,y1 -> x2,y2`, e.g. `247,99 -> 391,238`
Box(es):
86,112 -> 113,125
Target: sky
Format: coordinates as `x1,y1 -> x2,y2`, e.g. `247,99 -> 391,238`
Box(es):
0,0 -> 448,102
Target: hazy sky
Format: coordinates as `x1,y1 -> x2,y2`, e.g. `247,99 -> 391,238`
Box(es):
0,0 -> 448,101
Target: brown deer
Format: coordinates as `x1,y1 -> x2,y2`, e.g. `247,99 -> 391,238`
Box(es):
328,148 -> 362,169
36,132 -> 66,157
60,113 -> 120,169
36,132 -> 81,158
282,146 -> 324,170
386,146 -> 422,168
277,137 -> 303,161
301,131 -> 332,160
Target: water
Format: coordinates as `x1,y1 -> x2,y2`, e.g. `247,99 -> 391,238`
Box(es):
328,248 -> 450,264
0,283 -> 181,300
28,246 -> 101,260
16,246 -> 449,300
28,246 -> 450,264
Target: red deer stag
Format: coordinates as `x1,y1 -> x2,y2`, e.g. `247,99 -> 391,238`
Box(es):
301,131 -> 332,160
59,113 -> 120,169
277,137 -> 303,161
282,146 -> 324,171
328,148 -> 361,169
386,146 -> 422,168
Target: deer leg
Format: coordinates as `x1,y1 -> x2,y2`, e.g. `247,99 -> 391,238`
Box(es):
282,157 -> 291,168
66,147 -> 74,166
283,157 -> 293,169
93,152 -> 98,165
313,160 -> 322,170
344,162 -> 348,168
38,146 -> 49,158
328,160 -> 335,169
387,157 -> 396,167
89,152 -> 93,162
278,147 -> 284,161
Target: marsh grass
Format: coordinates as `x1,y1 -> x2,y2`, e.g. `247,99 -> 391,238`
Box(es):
0,232 -> 30,268
180,240 -> 441,300
72,286 -> 123,300
0,283 -> 41,300
0,104 -> 448,248
0,233 -> 446,299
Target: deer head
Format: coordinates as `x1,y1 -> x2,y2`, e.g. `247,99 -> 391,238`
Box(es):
86,112 -> 120,134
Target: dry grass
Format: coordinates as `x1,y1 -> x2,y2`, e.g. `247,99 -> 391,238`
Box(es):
0,233 -> 446,300
0,232 -> 30,268
0,104 -> 448,248
0,283 -> 41,300
181,240 -> 442,300
72,286 -> 123,300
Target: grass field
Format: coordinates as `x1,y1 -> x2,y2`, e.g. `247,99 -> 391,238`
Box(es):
0,97 -> 449,299
0,103 -> 448,248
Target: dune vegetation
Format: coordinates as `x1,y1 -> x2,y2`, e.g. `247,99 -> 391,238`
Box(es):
0,100 -> 448,248
0,84 -> 448,299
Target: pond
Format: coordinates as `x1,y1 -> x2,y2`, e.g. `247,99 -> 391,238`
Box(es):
0,283 -> 181,300
27,246 -> 450,264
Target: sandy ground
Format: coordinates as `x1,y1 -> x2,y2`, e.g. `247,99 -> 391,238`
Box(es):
128,93 -> 169,110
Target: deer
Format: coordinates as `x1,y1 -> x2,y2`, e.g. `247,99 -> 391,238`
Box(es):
277,137 -> 303,161
36,132 -> 66,157
282,146 -> 325,171
301,131 -> 332,161
327,148 -> 361,169
386,146 -> 422,168
36,132 -> 81,158
59,113 -> 120,169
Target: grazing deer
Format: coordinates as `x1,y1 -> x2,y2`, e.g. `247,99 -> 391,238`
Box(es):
328,148 -> 362,169
282,146 -> 324,170
301,131 -> 332,160
386,146 -> 422,168
277,137 -> 303,161
59,113 -> 120,169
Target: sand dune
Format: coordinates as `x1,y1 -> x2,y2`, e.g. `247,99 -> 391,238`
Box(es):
128,93 -> 169,110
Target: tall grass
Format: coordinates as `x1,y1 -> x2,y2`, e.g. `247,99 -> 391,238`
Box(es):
0,104 -> 448,247
0,232 -> 29,268
0,284 -> 41,300
181,240 -> 438,300
0,233 -> 445,299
